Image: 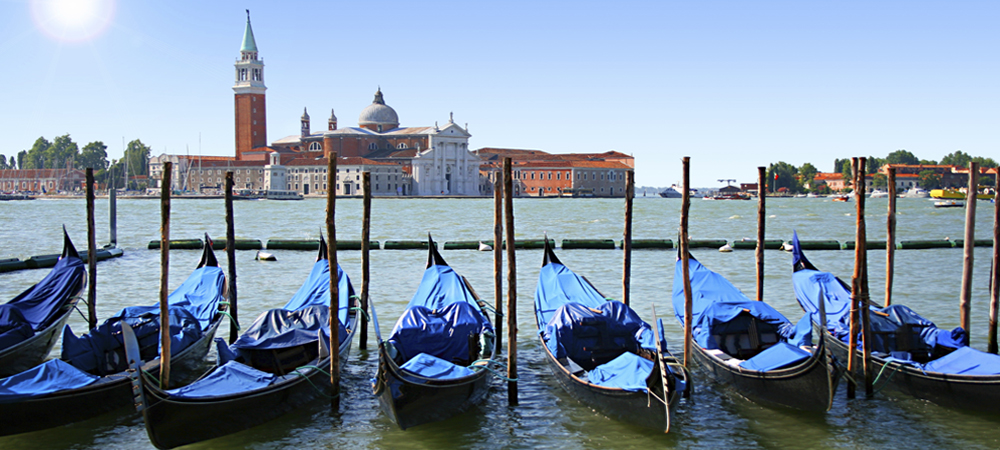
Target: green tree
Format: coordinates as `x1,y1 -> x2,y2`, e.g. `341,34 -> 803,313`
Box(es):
0,155 -> 7,170
972,156 -> 999,168
872,173 -> 888,189
799,162 -> 818,185
23,137 -> 50,169
941,151 -> 972,167
866,156 -> 884,175
77,141 -> 109,171
108,139 -> 151,189
919,159 -> 938,165
886,149 -> 920,165
918,170 -> 942,190
44,134 -> 79,169
767,161 -> 800,193
16,150 -> 27,170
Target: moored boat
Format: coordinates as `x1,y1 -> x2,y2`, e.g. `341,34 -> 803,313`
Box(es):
0,228 -> 86,377
128,235 -> 358,449
535,240 -> 689,432
672,253 -> 839,412
372,236 -> 497,430
791,233 -> 1000,412
0,239 -> 227,437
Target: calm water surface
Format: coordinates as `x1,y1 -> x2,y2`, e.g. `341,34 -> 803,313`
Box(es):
1,196 -> 998,449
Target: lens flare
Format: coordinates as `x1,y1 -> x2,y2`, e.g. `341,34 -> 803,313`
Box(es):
31,0 -> 115,43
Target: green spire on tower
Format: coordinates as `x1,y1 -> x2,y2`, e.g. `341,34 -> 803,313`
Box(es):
241,10 -> 258,53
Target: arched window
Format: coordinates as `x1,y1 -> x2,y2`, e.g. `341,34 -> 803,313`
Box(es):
369,143 -> 378,150
309,142 -> 321,151
398,143 -> 407,149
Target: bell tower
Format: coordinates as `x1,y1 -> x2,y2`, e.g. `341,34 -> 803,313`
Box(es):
233,10 -> 267,160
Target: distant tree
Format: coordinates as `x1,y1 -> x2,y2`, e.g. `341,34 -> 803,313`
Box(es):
919,159 -> 938,165
799,162 -> 818,187
0,155 -> 7,170
77,141 -> 109,171
833,158 -> 847,174
23,137 -> 50,170
972,156 -> 999,168
16,150 -> 27,170
918,170 -> 942,190
108,139 -> 152,189
940,151 -> 972,167
886,149 -> 920,165
866,156 -> 884,175
44,134 -> 79,169
839,159 -> 853,181
872,173 -> 888,189
767,161 -> 800,193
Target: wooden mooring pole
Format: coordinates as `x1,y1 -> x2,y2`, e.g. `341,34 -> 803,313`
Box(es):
327,154 -> 341,408
681,157 -> 694,368
885,167 -> 897,307
989,169 -> 999,354
109,183 -> 117,247
494,176 -> 504,355
503,157 -> 518,406
360,172 -> 371,350
85,168 -> 97,329
960,162 -> 979,335
846,158 -> 859,399
756,166 -> 766,302
159,162 -> 172,389
622,170 -> 634,306
225,172 -> 238,344
857,158 -> 873,398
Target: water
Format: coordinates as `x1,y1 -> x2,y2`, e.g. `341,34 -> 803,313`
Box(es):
1,196 -> 998,449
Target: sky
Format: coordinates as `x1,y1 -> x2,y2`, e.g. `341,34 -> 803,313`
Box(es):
1,0 -> 996,188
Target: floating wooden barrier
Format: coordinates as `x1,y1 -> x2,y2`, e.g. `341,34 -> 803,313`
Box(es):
626,239 -> 673,249
561,239 -> 616,250
384,240 -> 429,250
3,247 -> 124,273
443,241 -> 481,250
264,239 -> 378,250
0,258 -> 28,272
844,240 -> 888,250
148,239 -> 203,250
899,240 -> 955,249
795,240 -> 841,250
688,239 -> 728,249
952,239 -> 995,248
732,239 -> 783,250
502,239 -> 554,250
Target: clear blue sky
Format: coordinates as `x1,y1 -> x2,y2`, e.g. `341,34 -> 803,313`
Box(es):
2,0 -> 996,187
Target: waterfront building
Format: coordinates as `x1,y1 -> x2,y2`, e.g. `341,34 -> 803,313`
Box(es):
0,168 -> 85,193
263,151 -> 404,196
149,154 -> 259,192
474,148 -> 633,197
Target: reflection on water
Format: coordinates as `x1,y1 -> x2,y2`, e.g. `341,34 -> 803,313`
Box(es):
0,197 -> 998,449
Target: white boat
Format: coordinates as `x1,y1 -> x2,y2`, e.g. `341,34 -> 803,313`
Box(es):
265,190 -> 304,200
933,200 -> 963,208
901,187 -> 929,198
869,189 -> 889,198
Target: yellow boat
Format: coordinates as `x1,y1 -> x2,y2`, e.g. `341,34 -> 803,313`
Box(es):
929,189 -> 993,200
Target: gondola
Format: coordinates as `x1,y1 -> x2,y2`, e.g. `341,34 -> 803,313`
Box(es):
672,253 -> 839,412
791,232 -> 1000,412
372,235 -> 496,430
0,237 -> 227,437
126,235 -> 359,449
534,240 -> 689,432
0,227 -> 86,377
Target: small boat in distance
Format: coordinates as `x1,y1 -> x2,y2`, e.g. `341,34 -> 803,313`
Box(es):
869,189 -> 889,198
831,194 -> 850,202
930,188 -> 993,200
901,187 -> 930,198
659,185 -> 687,198
933,200 -> 964,208
233,189 -> 303,200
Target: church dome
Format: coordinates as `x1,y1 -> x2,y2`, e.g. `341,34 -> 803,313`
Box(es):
358,88 -> 399,130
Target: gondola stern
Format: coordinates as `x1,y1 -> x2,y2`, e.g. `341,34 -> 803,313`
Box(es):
197,234 -> 219,268
61,225 -> 81,261
426,233 -> 447,268
318,231 -> 328,261
542,234 -> 562,267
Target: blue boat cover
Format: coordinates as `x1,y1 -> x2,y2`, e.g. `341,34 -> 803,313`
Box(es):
922,346 -> 1000,375
60,266 -> 224,375
405,263 -> 480,311
0,359 -> 98,402
542,301 -> 655,367
387,302 -> 490,364
588,351 -> 653,392
280,260 -> 354,325
739,342 -> 811,372
399,353 -> 476,380
0,254 -> 85,350
166,361 -> 277,398
535,262 -> 609,327
672,258 -> 799,350
231,304 -> 346,352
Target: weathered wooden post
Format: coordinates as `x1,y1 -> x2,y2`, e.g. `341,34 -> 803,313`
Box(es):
225,172 -> 238,344
327,154 -> 341,408
503,157 -> 518,406
989,169 -> 999,354
681,157 -> 694,368
360,172 -> 371,350
846,159 -> 859,399
85,168 -> 97,329
493,176 -> 504,354
857,158 -> 873,398
159,162 -> 172,389
109,181 -> 117,247
756,166 -> 766,302
622,170 -> 634,306
885,167 -> 897,307
960,162 -> 979,334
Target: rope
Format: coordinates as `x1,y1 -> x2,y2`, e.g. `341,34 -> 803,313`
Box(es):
72,304 -> 89,323
478,301 -> 502,317
289,366 -> 339,399
349,306 -> 370,323
219,311 -> 241,332
872,361 -> 904,395
468,359 -> 518,381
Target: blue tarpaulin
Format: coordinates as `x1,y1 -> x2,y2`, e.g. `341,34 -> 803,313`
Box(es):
535,262 -> 609,327
0,253 -> 85,351
399,353 -> 476,380
739,342 -> 811,372
404,264 -> 480,311
588,351 -> 653,392
280,259 -> 353,325
922,346 -> 1000,375
232,304 -> 346,352
387,302 -> 489,364
166,361 -> 277,398
542,301 -> 655,368
0,359 -> 98,402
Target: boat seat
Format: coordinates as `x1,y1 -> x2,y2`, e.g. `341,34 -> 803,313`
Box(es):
565,358 -> 587,377
705,348 -> 732,361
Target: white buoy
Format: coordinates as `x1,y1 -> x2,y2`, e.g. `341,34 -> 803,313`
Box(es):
719,244 -> 733,253
255,251 -> 277,261
782,242 -> 794,252
478,241 -> 492,251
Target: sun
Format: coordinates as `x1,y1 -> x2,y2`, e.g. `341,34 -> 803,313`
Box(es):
30,0 -> 116,43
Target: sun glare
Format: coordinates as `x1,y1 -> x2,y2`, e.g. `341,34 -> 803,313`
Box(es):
31,0 -> 115,43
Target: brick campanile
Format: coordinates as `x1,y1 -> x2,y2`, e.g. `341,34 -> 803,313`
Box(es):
233,10 -> 267,160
